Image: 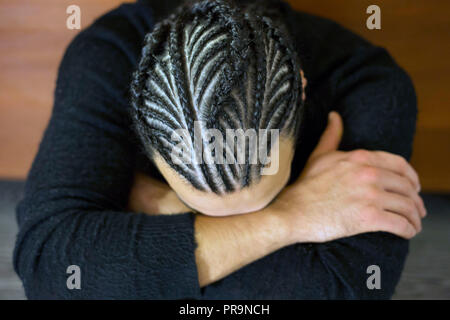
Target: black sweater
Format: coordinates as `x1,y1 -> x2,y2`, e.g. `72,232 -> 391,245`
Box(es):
14,0 -> 417,299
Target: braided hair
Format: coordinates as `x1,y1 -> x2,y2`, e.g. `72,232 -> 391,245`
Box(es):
131,0 -> 304,194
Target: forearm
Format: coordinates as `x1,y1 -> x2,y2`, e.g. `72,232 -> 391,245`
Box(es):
194,206 -> 291,287
15,199 -> 201,299
129,173 -> 295,287
201,232 -> 408,299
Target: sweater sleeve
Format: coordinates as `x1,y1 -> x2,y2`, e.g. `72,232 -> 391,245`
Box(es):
13,2 -> 201,299
201,8 -> 416,300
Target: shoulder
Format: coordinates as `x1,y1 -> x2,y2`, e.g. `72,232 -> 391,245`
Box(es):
54,3 -> 158,107
62,3 -> 155,66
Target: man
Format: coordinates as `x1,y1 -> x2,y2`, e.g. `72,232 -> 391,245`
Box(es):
14,0 -> 425,299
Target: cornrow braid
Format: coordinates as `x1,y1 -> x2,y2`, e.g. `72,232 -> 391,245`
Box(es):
130,0 -> 305,194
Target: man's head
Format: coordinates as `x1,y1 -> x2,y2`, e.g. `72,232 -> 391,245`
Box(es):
131,0 -> 305,216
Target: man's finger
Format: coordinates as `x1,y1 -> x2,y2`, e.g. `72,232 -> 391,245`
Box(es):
374,151 -> 421,192
378,191 -> 422,232
310,111 -> 344,160
375,211 -> 417,239
349,150 -> 421,192
375,169 -> 426,218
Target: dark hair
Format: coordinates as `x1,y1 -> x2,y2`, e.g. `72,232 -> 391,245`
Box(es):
131,0 -> 304,194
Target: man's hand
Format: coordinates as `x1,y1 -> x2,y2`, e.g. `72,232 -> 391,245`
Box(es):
274,111 -> 426,244
128,172 -> 190,215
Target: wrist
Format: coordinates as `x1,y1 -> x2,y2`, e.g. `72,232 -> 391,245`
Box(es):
268,190 -> 314,245
260,202 -> 297,248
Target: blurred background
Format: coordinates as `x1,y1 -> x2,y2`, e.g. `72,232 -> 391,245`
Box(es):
0,0 -> 449,299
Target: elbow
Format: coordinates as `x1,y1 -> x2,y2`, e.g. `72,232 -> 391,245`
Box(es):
319,267 -> 399,300
388,68 -> 418,160
13,201 -> 39,298
313,238 -> 408,300
14,232 -> 50,299
13,200 -> 76,299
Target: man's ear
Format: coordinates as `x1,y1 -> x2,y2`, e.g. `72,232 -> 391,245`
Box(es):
300,69 -> 307,101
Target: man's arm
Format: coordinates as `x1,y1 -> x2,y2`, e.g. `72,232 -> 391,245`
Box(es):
198,71 -> 418,299
199,7 -> 420,299
13,3 -> 203,299
195,112 -> 424,288
131,112 -> 424,290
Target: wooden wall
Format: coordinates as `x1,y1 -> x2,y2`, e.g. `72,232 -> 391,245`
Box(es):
1,0 -> 449,191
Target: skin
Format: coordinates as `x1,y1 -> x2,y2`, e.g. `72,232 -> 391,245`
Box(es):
129,112 -> 426,287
